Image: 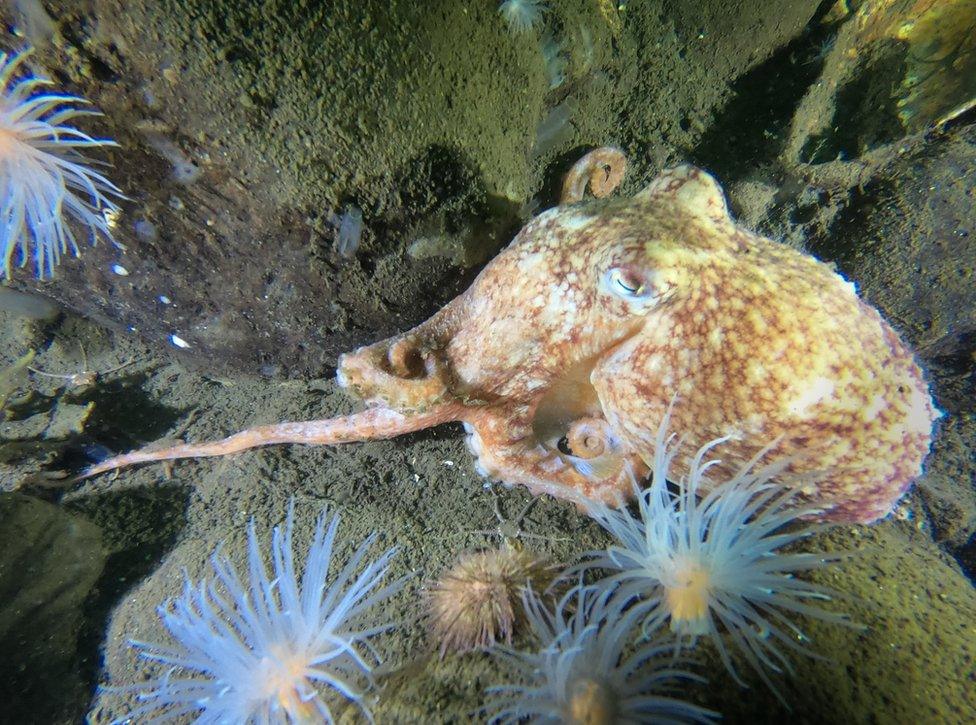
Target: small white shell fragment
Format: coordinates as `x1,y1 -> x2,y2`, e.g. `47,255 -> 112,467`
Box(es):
159,295 -> 171,304
111,264 -> 129,276
170,334 -> 191,348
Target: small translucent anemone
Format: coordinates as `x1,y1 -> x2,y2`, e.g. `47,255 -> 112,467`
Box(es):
0,48 -> 123,280
581,407 -> 853,695
497,0 -> 546,35
484,584 -> 717,724
112,502 -> 404,723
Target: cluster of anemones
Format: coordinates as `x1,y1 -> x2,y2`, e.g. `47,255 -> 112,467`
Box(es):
474,404 -> 853,722
98,408 -> 852,722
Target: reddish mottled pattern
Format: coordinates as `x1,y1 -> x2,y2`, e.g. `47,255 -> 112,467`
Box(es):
338,162 -> 939,522
592,171 -> 938,522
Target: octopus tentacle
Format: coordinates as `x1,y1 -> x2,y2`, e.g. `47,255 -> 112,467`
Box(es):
75,404 -> 466,482
464,408 -> 644,507
560,146 -> 628,204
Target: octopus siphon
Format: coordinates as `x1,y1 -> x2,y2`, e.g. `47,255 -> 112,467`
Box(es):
79,148 -> 940,523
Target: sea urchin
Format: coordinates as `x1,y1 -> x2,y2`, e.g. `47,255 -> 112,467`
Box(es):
0,48 -> 123,279
427,542 -> 555,656
112,502 -> 403,723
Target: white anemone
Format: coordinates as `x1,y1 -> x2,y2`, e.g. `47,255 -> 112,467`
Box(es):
0,49 -> 123,279
113,502 -> 403,723
485,584 -> 717,724
497,1 -> 546,35
582,406 -> 853,696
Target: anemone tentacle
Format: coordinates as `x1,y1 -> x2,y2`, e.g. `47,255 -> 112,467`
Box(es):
484,583 -> 717,724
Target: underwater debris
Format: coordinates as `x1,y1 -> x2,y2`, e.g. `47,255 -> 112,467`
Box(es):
531,100 -> 575,157
540,32 -> 567,90
796,0 -> 976,160
484,584 -> 718,724
0,286 -> 58,320
133,218 -> 157,243
110,502 -> 404,723
27,354 -> 133,391
0,349 -> 34,413
893,0 -> 976,130
498,0 -> 547,35
9,0 -> 56,49
336,205 -> 364,258
0,49 -> 123,279
0,348 -> 96,492
427,542 -> 556,656
576,25 -> 596,74
407,232 -> 467,266
580,407 -> 853,697
596,0 -> 623,38
168,333 -> 190,349
141,130 -> 202,185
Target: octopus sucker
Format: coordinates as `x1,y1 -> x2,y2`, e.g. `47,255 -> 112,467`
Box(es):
76,149 -> 939,523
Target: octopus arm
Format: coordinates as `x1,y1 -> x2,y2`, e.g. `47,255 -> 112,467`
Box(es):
463,406 -> 643,507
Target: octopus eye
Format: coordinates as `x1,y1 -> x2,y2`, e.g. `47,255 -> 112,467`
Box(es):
606,267 -> 650,299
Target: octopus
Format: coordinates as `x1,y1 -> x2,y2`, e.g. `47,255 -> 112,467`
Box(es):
79,148 -> 940,523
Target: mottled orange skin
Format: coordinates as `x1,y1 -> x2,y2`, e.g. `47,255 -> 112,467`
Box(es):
590,168 -> 939,522
339,158 -> 939,521
80,150 -> 939,522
